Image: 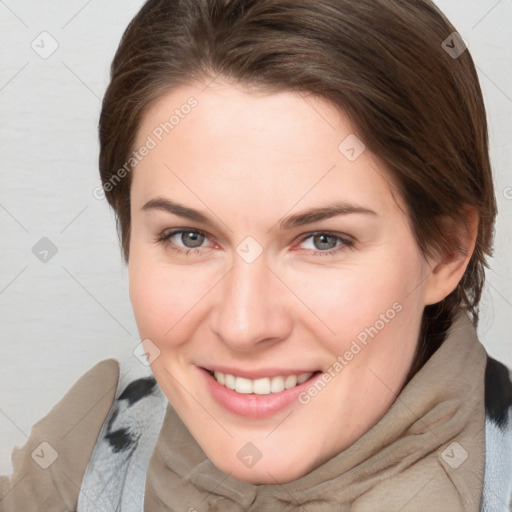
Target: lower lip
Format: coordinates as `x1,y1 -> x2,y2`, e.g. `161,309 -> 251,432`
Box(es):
199,367 -> 320,419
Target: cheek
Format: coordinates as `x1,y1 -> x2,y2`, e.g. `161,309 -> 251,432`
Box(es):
291,242 -> 426,351
129,256 -> 185,341
128,252 -> 218,348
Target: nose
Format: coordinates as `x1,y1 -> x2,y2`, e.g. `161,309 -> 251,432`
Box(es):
209,253 -> 293,352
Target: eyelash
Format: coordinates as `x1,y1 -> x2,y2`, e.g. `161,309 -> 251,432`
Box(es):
155,229 -> 354,257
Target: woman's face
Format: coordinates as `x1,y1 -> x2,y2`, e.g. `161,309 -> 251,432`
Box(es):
128,79 -> 435,484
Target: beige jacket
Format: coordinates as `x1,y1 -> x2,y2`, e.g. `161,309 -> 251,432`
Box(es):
0,360 -> 119,511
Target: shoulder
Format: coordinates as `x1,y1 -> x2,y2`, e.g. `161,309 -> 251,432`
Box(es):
30,358 -> 121,445
19,357 -> 120,454
0,358 -> 120,511
482,355 -> 512,512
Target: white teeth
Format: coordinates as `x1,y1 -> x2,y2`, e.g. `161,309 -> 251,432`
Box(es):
297,372 -> 311,384
211,370 -> 313,395
253,377 -> 271,395
235,376 -> 253,394
224,373 -> 236,390
284,375 -> 297,389
270,376 -> 285,393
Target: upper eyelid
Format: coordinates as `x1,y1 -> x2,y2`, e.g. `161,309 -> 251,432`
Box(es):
162,228 -> 212,242
297,231 -> 353,242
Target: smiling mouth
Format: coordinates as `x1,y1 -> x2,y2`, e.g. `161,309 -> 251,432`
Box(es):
205,369 -> 321,395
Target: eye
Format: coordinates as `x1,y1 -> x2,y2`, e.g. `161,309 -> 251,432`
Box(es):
156,229 -> 354,257
156,228 -> 211,255
297,232 -> 353,255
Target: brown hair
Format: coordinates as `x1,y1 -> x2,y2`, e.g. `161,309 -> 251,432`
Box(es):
98,0 -> 496,377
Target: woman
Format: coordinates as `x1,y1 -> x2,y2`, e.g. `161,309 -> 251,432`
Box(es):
1,0 -> 511,510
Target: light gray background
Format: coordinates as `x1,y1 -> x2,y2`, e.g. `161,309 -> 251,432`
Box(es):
0,0 -> 511,475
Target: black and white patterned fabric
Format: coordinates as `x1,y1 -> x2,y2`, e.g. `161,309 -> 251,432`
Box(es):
482,357 -> 512,511
76,372 -> 167,512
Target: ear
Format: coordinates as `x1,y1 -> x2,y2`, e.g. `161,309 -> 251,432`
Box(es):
423,206 -> 479,306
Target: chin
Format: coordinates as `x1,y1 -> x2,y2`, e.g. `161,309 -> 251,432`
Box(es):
209,448 -> 316,484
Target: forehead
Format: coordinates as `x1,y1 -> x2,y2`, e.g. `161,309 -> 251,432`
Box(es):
137,79 -> 345,157
131,80 -> 401,216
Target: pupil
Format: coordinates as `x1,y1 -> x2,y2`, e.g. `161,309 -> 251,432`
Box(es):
183,231 -> 204,248
314,234 -> 337,250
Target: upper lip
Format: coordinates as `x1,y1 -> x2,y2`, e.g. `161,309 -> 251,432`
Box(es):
201,365 -> 319,380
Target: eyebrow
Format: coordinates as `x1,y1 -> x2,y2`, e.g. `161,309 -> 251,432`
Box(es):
141,197 -> 377,231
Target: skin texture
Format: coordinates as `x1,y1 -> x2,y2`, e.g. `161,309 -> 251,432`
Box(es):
128,79 -> 476,484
